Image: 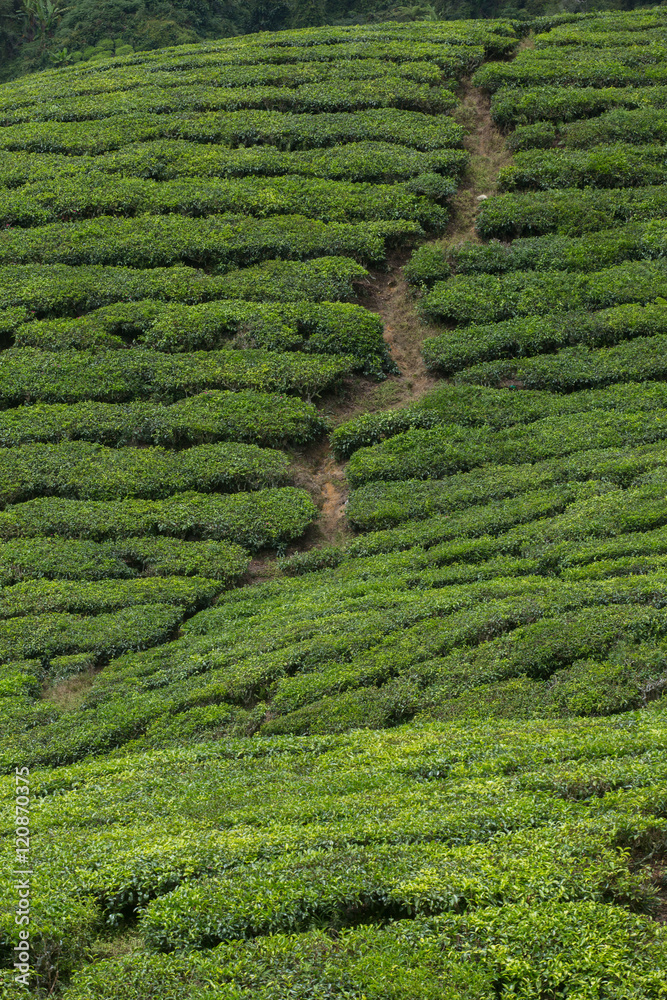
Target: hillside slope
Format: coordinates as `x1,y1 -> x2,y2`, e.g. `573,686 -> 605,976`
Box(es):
0,10 -> 666,998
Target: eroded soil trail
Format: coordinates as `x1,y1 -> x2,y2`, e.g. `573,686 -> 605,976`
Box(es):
446,78 -> 513,243
245,78 -> 512,580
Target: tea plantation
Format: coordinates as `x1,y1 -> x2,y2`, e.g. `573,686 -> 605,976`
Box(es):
1,9 -> 667,999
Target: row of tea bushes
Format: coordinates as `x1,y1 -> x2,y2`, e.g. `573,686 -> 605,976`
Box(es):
422,221 -> 667,279
497,143 -> 667,191
0,214 -> 421,269
0,173 -> 448,231
345,441 -> 667,530
0,576 -> 224,620
0,107 -> 465,156
454,333 -> 667,392
0,348 -> 354,404
0,603 -> 185,666
474,48 -> 667,92
0,257 -> 368,314
344,410 -> 667,487
0,487 -> 317,547
0,391 -> 328,449
422,301 -> 667,374
14,298 -> 392,374
0,535 -> 250,585
0,440 -> 292,506
0,78 -> 460,121
332,379 -> 667,457
0,142 -> 469,187
476,185 -> 667,240
564,107 -> 667,148
491,85 -> 667,127
421,260 -> 667,326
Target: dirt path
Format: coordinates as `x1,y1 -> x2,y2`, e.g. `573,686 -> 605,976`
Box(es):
446,79 -> 513,243
245,76 -> 514,577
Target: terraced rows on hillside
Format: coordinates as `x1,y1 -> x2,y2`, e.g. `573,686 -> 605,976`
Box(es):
1,9 -> 667,999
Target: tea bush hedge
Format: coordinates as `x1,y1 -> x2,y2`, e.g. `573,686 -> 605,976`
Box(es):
455,334 -> 667,392
564,107 -> 667,147
0,603 -> 183,664
14,298 -> 391,373
0,173 -> 447,231
344,410 -> 667,488
44,140 -> 468,185
345,443 -> 667,530
0,257 -> 368,315
0,77 -> 459,120
421,260 -> 667,326
0,257 -> 367,320
0,440 -> 291,506
0,392 -> 328,448
475,51 -> 667,93
0,536 -> 250,585
0,107 -> 465,156
498,143 -> 667,192
440,222 -> 667,277
0,348 -> 354,404
422,301 -> 667,374
0,487 -> 317,548
477,185 -> 667,240
332,380 -> 667,458
0,213 -> 420,269
491,85 -> 667,127
0,576 -> 222,620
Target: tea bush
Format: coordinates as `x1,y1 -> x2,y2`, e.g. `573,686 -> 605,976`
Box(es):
475,50 -> 667,93
0,348 -> 354,404
498,143 -> 667,192
0,392 -> 328,448
0,602 -> 183,664
15,298 -> 391,373
47,139 -> 468,185
344,410 -> 667,487
0,576 -> 222,620
0,440 -> 291,506
477,185 -> 667,240
0,487 -> 317,548
422,301 -> 667,374
422,260 -> 667,326
0,107 -> 465,156
440,222 -> 667,277
0,173 -> 447,230
332,379 -> 667,460
0,257 -> 369,314
491,84 -> 667,127
565,107 -> 667,147
455,334 -> 667,392
0,536 -> 250,585
0,213 -> 420,269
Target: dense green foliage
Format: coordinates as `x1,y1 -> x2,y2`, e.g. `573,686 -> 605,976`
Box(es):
0,392 -> 329,448
3,9 -> 667,1000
